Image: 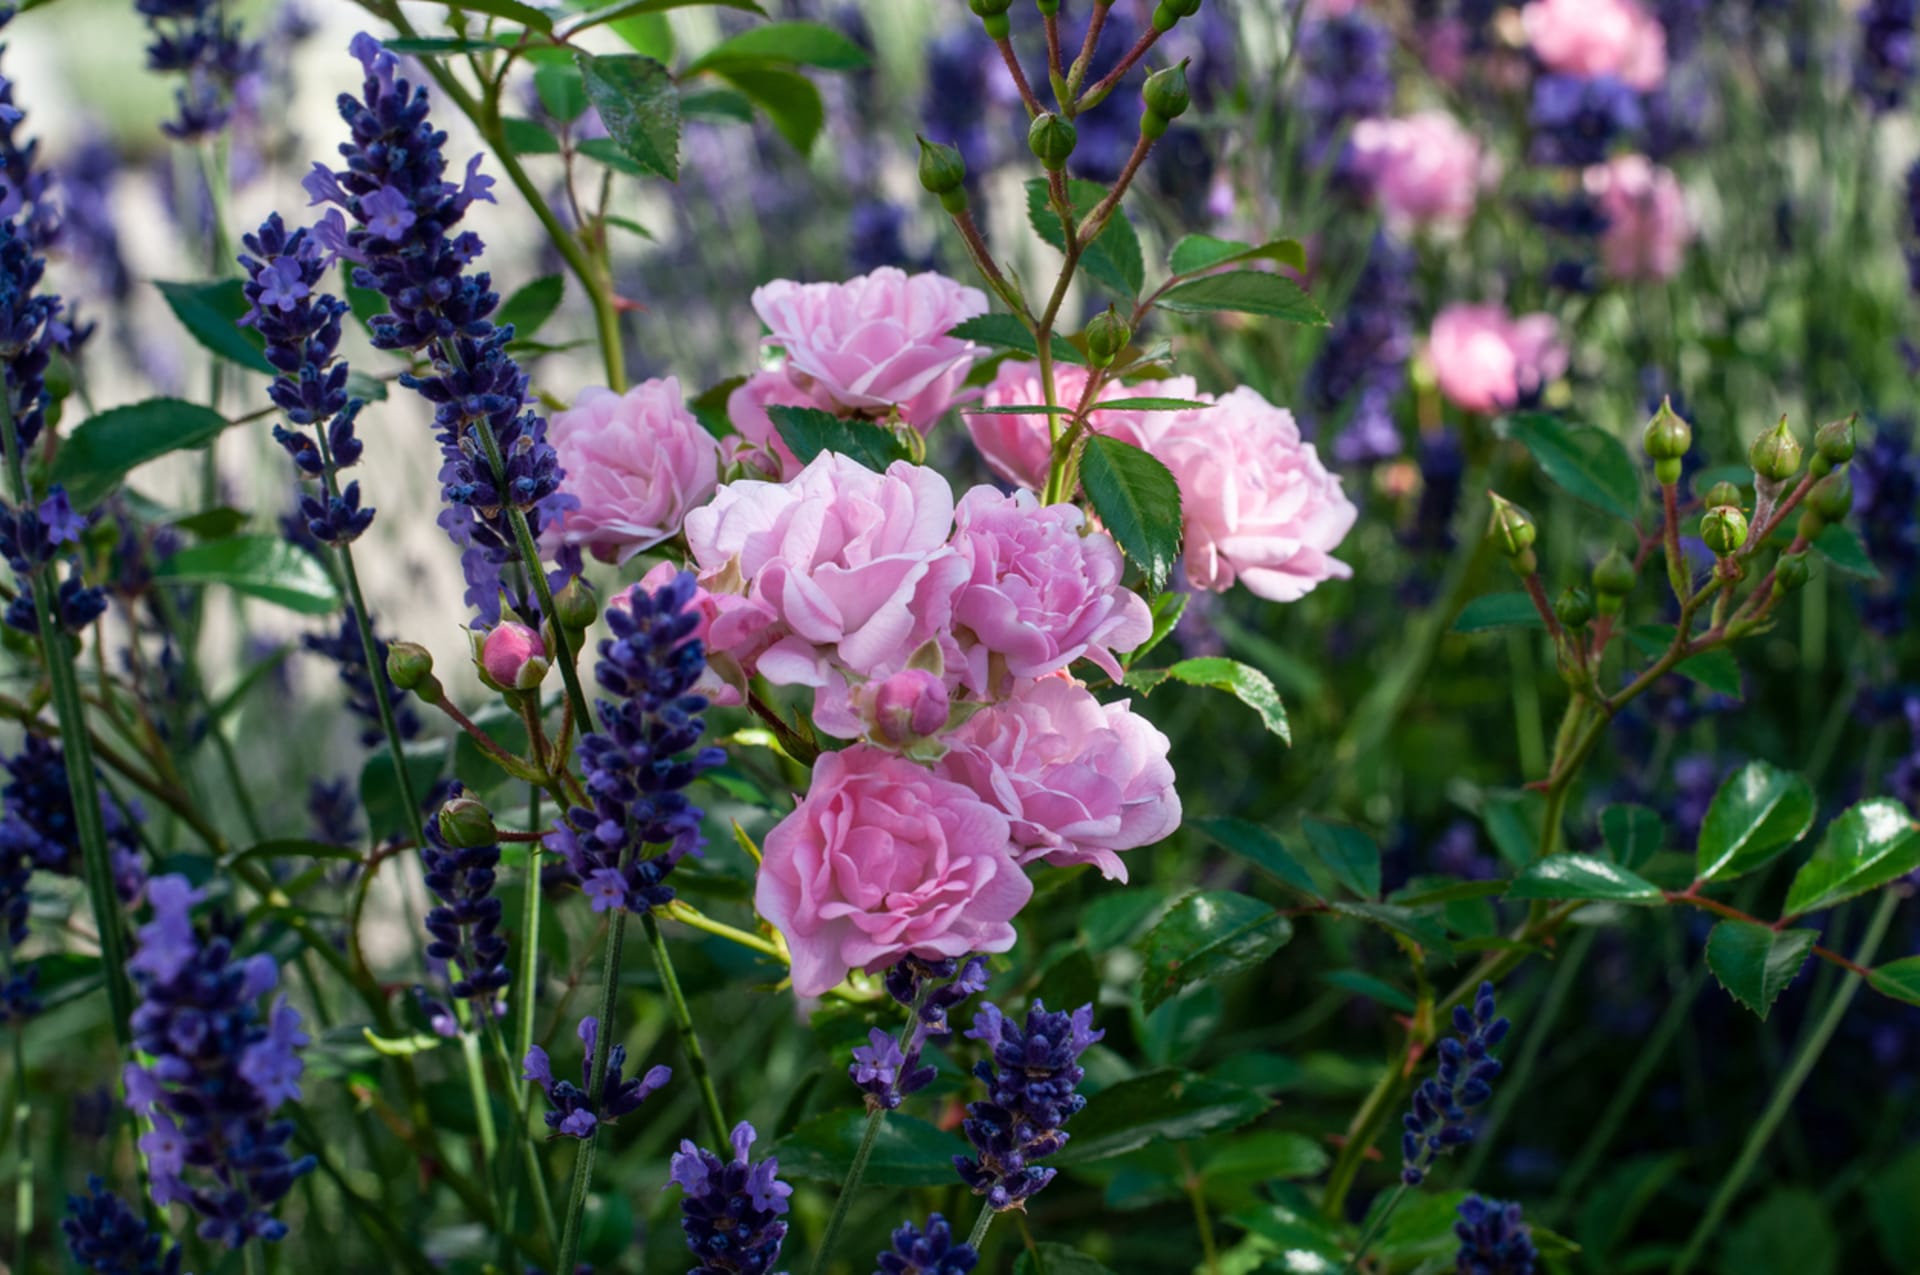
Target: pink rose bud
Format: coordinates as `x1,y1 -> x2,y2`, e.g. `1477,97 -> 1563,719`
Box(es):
868,669 -> 952,747
480,622 -> 547,690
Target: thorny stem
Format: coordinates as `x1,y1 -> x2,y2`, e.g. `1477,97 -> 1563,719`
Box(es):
1077,27 -> 1162,110
993,35 -> 1044,117
1663,888 -> 1874,976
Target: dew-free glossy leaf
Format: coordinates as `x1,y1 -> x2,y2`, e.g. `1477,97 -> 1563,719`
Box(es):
497,274 -> 565,340
51,398 -> 233,509
946,313 -> 1089,366
771,1110 -> 965,1187
768,405 -> 911,471
1168,234 -> 1306,276
156,279 -> 273,375
577,52 -> 678,179
153,536 -> 341,614
1024,178 -> 1145,299
1191,816 -> 1319,898
1079,433 -> 1182,592
1783,798 -> 1920,916
1481,790 -> 1550,868
1158,658 -> 1288,742
1696,760 -> 1815,882
720,66 -> 823,153
1051,1069 -> 1273,1164
1135,890 -> 1292,1012
1869,956 -> 1920,1007
1329,901 -> 1454,961
1506,854 -> 1664,903
1451,591 -> 1546,634
687,20 -> 870,72
1600,803 -> 1665,869
1705,920 -> 1817,1018
558,0 -> 765,41
1505,413 -> 1640,522
1156,270 -> 1326,324
1302,819 -> 1380,899
502,116 -> 562,155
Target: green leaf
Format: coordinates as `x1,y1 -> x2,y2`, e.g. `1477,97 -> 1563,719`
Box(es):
1024,178 -> 1145,299
1624,624 -> 1743,698
534,63 -> 588,122
51,398 -> 234,509
576,52 -> 679,180
1869,956 -> 1920,1006
363,1028 -> 447,1057
1705,920 -> 1818,1018
156,279 -> 274,375
1504,413 -> 1640,522
1451,591 -> 1546,634
1014,1245 -> 1117,1275
1480,790 -> 1549,868
1168,234 -> 1306,276
1301,818 -> 1379,899
497,274 -> 565,341
1321,970 -> 1414,1013
1052,1069 -> 1272,1164
1506,854 -> 1664,904
689,375 -> 744,440
153,536 -> 342,614
719,66 -> 823,153
359,741 -> 446,841
1122,590 -> 1185,668
1810,523 -> 1881,580
1328,901 -> 1454,961
768,405 -> 911,472
679,85 -> 755,122
1156,657 -> 1288,742
575,138 -> 648,176
771,1110 -> 965,1187
1135,890 -> 1292,1013
1079,434 -> 1182,592
1155,271 -> 1326,324
558,0 -> 766,41
610,11 -> 672,59
1865,1144 -> 1920,1271
687,20 -> 870,72
1782,798 -> 1920,916
417,0 -> 553,32
1720,1188 -> 1837,1275
1598,803 -> 1664,869
1696,760 -> 1816,883
1191,816 -> 1319,899
946,313 -> 1089,366
502,116 -> 563,155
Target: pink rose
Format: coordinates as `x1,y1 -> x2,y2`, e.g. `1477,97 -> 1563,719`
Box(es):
749,268 -> 990,428
949,487 -> 1152,695
1349,111 -> 1486,234
623,563 -> 743,707
937,677 -> 1179,882
964,362 -> 1193,491
723,370 -> 811,481
479,622 -> 546,689
756,744 -> 1029,997
1585,154 -> 1691,283
1427,304 -> 1569,416
1521,0 -> 1666,91
683,452 -> 966,689
544,380 -> 720,565
1144,387 -> 1358,602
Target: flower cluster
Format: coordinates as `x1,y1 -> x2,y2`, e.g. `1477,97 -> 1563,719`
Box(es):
875,1214 -> 978,1275
852,955 -> 990,1109
421,789 -> 510,1009
1453,1194 -> 1540,1275
1402,982 -> 1511,1185
135,0 -> 262,139
62,1176 -> 184,1275
124,876 -> 314,1247
955,1000 -> 1101,1211
0,26 -> 59,251
307,33 -> 574,626
669,1121 -> 792,1274
1857,0 -> 1917,113
545,569 -> 725,914
523,1015 -> 671,1138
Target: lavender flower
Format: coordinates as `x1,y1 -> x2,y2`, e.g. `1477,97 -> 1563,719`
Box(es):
0,213 -> 71,461
1453,1194 -> 1540,1275
544,571 -> 724,914
0,733 -> 145,901
124,875 -> 315,1246
135,0 -> 263,139
421,788 -> 510,1008
669,1121 -> 792,1274
0,486 -> 107,635
305,33 -> 575,626
955,1000 -> 1102,1211
1529,75 -> 1642,168
1306,233 -> 1414,465
1401,981 -> 1510,1185
1298,12 -> 1395,167
0,30 -> 58,251
522,1015 -> 671,1138
1852,419 -> 1919,634
58,133 -> 131,304
302,608 -> 421,749
63,1176 -> 184,1274
875,1214 -> 978,1275
1857,0 -> 1917,113
307,776 -> 360,846
856,954 -> 990,1110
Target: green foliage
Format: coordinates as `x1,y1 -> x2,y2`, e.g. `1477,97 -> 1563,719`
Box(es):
1300,819 -> 1379,900
770,1111 -> 965,1187
156,279 -> 273,375
152,536 -> 341,615
1705,920 -> 1818,1018
768,404 -> 913,471
1135,890 -> 1292,1012
1051,1069 -> 1273,1165
1506,854 -> 1664,904
1167,234 -> 1307,277
576,52 -> 679,179
1078,433 -> 1182,591
1024,178 -> 1145,299
497,273 -> 566,340
1695,761 -> 1816,883
1155,271 -> 1326,324
1504,413 -> 1641,523
49,398 -> 233,508
1452,591 -> 1547,633
1782,797 -> 1920,915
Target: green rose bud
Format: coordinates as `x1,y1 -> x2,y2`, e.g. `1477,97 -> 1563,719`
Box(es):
1703,481 -> 1743,510
1642,397 -> 1692,463
969,0 -> 1014,37
1036,0 -> 1060,12
1810,415 -> 1856,477
1028,112 -> 1077,171
386,641 -> 443,705
1748,417 -> 1803,484
1806,469 -> 1853,524
437,795 -> 498,850
1084,308 -> 1132,367
916,136 -> 968,212
553,576 -> 600,632
1152,0 -> 1202,31
1701,505 -> 1750,556
1487,492 -> 1537,559
1592,547 -> 1636,613
1772,552 -> 1811,598
1142,60 -> 1191,130
1554,586 -> 1595,630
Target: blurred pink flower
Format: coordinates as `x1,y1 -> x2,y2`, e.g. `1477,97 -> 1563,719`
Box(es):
948,487 -> 1152,695
1585,154 -> 1692,282
750,267 -> 989,427
543,379 -> 719,564
723,370 -> 811,480
756,744 -> 1028,997
1521,0 -> 1667,91
937,677 -> 1179,882
1349,111 -> 1486,233
1143,387 -> 1358,602
1427,304 -> 1568,416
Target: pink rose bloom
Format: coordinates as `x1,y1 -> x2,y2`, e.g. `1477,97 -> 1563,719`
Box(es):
964,361 -> 1152,491
623,562 -> 743,707
1521,0 -> 1667,91
1585,154 -> 1691,283
949,487 -> 1152,695
938,677 -> 1179,882
1145,387 -> 1358,602
1349,111 -> 1486,234
544,379 -> 720,564
757,744 -> 1029,997
723,369 -> 811,481
683,452 -> 966,689
479,622 -> 546,689
750,267 -> 990,428
1427,304 -> 1569,416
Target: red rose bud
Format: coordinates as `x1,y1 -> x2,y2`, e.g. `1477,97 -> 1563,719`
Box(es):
479,622 -> 549,691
